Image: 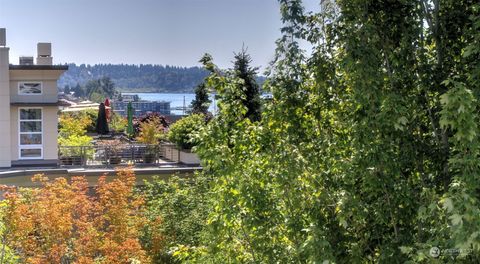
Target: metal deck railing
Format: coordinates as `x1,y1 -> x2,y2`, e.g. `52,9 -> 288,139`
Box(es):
58,143 -> 180,167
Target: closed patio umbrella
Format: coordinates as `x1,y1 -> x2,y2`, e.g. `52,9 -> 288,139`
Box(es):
104,98 -> 111,122
127,102 -> 134,137
96,102 -> 110,135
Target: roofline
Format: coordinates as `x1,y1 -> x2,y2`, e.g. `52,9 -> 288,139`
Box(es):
9,65 -> 69,71
11,101 -> 71,107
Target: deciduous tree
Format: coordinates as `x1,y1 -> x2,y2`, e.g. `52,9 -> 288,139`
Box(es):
187,0 -> 480,263
0,168 -> 152,264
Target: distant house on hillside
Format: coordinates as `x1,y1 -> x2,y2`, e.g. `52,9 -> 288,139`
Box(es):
0,28 -> 68,167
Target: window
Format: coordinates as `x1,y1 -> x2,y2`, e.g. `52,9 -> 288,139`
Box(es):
19,108 -> 42,159
19,82 -> 42,94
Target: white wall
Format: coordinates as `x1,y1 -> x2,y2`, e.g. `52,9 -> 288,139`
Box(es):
9,70 -> 64,103
0,46 -> 11,167
10,106 -> 58,161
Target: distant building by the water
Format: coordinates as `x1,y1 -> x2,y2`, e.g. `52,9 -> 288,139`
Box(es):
112,94 -> 171,116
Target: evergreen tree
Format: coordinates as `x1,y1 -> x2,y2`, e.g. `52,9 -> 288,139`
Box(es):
63,85 -> 71,94
233,48 -> 262,122
99,76 -> 116,98
85,77 -> 117,101
72,83 -> 84,98
190,81 -> 211,114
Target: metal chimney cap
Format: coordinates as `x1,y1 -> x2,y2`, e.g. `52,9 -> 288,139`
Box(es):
37,42 -> 52,57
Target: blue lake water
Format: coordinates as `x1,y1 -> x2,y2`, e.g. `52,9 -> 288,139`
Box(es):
123,93 -> 216,115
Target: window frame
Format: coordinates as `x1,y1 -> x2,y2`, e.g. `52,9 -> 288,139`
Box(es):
18,81 -> 43,95
18,107 -> 43,160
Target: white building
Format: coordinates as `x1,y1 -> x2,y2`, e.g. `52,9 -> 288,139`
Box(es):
0,28 -> 68,167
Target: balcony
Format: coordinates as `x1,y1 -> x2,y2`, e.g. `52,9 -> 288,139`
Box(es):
58,143 -> 194,167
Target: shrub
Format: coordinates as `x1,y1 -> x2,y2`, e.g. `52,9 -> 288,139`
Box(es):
58,134 -> 94,158
110,113 -> 128,133
142,173 -> 210,263
0,169 -> 150,263
58,111 -> 94,157
58,114 -> 90,138
136,116 -> 166,144
168,114 -> 205,150
59,109 -> 97,134
133,113 -> 170,137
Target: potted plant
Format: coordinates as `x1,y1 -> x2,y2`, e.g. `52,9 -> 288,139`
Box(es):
59,155 -> 73,166
167,114 -> 205,165
58,112 -> 94,165
108,145 -> 122,165
96,139 -> 123,165
136,116 -> 165,163
58,135 -> 94,166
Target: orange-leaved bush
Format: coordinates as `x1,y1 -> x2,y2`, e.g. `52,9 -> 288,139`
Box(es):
0,168 -> 157,264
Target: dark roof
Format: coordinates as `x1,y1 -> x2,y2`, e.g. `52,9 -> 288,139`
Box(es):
11,100 -> 71,107
9,65 -> 69,70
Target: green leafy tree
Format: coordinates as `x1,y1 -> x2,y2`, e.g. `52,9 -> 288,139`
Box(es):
181,1 -> 480,263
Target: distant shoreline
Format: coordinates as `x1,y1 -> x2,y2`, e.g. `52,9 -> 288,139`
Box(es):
121,91 -> 195,94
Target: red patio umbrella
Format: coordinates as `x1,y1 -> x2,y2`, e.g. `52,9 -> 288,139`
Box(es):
104,98 -> 111,122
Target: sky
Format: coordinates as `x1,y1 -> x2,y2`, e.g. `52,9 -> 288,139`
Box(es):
0,0 -> 317,70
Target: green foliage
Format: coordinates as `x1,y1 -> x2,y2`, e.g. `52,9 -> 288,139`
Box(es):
136,116 -> 166,144
66,76 -> 117,102
190,82 -> 211,115
70,83 -> 84,98
142,174 -> 210,263
59,109 -> 97,133
58,111 -> 94,157
85,76 -> 116,101
176,1 -> 480,263
59,63 -> 267,93
233,47 -> 262,122
57,134 -> 94,157
110,113 -> 128,133
53,1 -> 480,263
58,134 -> 93,148
58,113 -> 91,139
81,109 -> 98,133
168,114 -> 206,150
0,201 -> 19,263
60,64 -> 210,93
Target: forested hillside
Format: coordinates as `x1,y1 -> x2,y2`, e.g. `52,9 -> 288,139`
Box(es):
58,63 -> 265,93
58,63 -> 209,92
